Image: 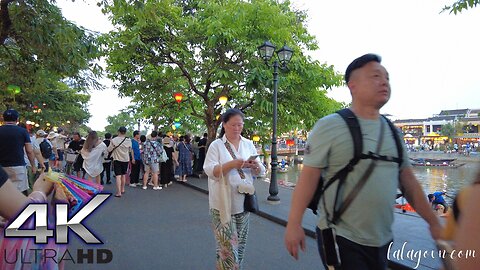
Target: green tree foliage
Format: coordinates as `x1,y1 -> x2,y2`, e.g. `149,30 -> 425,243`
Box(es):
104,111 -> 138,135
441,123 -> 455,141
0,0 -> 101,126
443,0 -> 480,14
100,0 -> 344,144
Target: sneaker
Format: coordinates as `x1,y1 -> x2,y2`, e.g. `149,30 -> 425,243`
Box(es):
129,183 -> 136,187
136,183 -> 143,186
153,186 -> 162,190
142,186 -> 147,190
167,181 -> 173,186
148,182 -> 154,186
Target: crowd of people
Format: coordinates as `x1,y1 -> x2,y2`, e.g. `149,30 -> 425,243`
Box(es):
0,109 -> 210,200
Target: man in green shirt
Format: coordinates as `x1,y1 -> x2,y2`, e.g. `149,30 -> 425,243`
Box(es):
285,54 -> 443,270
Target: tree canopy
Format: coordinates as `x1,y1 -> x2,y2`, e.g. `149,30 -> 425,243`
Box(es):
0,0 -> 101,129
101,0 -> 344,143
443,0 -> 480,14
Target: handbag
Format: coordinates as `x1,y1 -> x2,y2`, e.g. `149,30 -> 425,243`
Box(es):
218,163 -> 232,225
244,193 -> 259,213
224,141 -> 259,213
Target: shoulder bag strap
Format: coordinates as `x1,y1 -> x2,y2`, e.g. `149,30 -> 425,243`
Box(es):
224,141 -> 246,179
110,137 -> 127,154
149,140 -> 156,150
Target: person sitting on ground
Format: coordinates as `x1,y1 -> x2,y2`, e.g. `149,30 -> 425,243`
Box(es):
428,191 -> 449,213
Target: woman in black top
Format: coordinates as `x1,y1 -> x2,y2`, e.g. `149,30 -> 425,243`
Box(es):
160,137 -> 176,187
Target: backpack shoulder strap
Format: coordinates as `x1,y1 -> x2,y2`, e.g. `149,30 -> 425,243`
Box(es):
321,109 -> 362,192
336,108 -> 362,161
381,115 -> 403,167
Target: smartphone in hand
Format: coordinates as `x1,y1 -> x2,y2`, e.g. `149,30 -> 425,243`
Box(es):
248,155 -> 259,161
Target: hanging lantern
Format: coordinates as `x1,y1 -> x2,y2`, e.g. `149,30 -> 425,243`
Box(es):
219,96 -> 228,106
252,135 -> 260,142
174,93 -> 183,104
171,125 -> 176,130
7,84 -> 21,94
174,122 -> 181,129
286,139 -> 295,147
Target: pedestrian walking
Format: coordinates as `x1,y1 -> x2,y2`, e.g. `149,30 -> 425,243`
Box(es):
204,108 -> 265,269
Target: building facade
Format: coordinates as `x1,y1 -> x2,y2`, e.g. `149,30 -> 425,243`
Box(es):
393,108 -> 480,149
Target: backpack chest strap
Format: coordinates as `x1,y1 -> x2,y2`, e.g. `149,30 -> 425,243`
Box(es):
360,152 -> 402,164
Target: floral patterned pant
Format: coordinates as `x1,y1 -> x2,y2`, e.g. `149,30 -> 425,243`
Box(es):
210,209 -> 250,270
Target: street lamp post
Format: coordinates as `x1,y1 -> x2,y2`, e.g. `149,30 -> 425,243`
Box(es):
258,41 -> 293,202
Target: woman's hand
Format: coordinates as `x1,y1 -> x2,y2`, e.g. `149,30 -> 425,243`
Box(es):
243,160 -> 259,169
229,159 -> 245,170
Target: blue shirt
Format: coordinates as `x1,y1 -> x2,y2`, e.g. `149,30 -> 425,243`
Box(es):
131,139 -> 141,161
433,191 -> 446,204
0,124 -> 31,167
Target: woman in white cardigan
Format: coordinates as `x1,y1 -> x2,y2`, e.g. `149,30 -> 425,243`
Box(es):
204,108 -> 266,270
81,131 -> 108,184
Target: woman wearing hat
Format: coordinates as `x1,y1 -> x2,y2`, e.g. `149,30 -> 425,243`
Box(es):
160,136 -> 176,187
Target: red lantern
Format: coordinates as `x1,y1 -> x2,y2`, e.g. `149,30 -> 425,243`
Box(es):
286,139 -> 295,147
174,92 -> 183,104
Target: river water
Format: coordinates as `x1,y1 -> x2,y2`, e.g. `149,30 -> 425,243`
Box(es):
262,159 -> 479,204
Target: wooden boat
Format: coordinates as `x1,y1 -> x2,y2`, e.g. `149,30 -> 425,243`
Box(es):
410,158 -> 465,168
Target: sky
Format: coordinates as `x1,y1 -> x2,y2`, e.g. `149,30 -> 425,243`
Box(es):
56,0 -> 480,130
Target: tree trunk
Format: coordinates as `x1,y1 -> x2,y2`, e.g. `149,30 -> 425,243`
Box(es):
205,103 -> 220,148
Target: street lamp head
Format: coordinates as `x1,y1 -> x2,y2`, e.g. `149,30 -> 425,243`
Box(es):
258,40 -> 276,63
277,43 -> 294,67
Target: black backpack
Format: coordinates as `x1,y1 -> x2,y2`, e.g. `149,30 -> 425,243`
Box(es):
308,108 -> 404,216
39,139 -> 53,159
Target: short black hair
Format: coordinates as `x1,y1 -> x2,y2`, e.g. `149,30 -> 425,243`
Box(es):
140,135 -> 146,142
133,130 -> 140,137
105,133 -> 112,139
151,131 -> 158,138
118,126 -> 127,134
345,53 -> 382,83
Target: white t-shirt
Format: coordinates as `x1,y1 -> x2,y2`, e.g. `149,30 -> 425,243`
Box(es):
24,135 -> 40,166
82,142 -> 108,177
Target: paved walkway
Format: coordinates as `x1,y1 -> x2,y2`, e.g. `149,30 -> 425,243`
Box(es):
66,180 -> 320,270
66,175 -> 443,270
